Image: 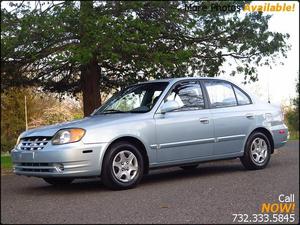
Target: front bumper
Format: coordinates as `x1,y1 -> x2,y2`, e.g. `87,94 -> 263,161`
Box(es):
11,141 -> 109,178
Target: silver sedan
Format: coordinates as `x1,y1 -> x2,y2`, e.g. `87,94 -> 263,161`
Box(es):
11,77 -> 288,189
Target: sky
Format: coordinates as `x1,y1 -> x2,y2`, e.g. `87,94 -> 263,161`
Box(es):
1,1 -> 299,106
220,1 -> 299,106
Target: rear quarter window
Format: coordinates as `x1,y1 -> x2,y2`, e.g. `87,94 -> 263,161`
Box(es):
233,86 -> 251,105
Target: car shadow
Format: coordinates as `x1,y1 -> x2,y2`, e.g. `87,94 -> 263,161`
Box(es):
21,177 -> 106,194
21,159 -> 247,194
141,162 -> 246,185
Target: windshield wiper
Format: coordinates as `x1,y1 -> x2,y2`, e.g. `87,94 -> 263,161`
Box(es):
100,109 -> 127,114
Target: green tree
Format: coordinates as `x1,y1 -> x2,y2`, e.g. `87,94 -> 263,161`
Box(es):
293,80 -> 299,112
1,1 -> 290,116
285,79 -> 299,134
1,88 -> 27,152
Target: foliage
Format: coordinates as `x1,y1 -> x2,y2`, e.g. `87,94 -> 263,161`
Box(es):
1,87 -> 83,152
292,79 -> 299,112
284,79 -> 299,136
1,1 -> 290,115
288,131 -> 299,140
285,109 -> 299,133
1,155 -> 12,169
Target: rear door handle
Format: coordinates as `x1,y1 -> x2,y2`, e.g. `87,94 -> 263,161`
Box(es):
199,118 -> 209,124
246,113 -> 254,119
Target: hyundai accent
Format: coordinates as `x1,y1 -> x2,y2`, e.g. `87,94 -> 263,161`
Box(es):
11,78 -> 288,189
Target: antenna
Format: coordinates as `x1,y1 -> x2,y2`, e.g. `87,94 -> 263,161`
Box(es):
267,73 -> 270,103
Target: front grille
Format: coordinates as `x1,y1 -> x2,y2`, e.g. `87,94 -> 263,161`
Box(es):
18,136 -> 52,151
21,163 -> 50,167
21,168 -> 52,172
14,162 -> 56,173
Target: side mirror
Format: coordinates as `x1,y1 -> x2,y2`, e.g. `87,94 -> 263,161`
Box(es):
160,100 -> 180,114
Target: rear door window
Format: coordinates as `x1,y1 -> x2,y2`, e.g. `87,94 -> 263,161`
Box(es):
204,80 -> 237,108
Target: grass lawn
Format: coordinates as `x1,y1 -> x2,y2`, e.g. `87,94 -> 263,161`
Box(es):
1,154 -> 12,169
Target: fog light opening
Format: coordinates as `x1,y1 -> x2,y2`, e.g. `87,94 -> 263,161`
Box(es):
12,164 -> 17,172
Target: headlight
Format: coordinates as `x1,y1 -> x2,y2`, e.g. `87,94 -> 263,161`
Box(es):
52,128 -> 86,145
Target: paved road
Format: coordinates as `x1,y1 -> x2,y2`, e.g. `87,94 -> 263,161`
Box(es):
1,141 -> 299,224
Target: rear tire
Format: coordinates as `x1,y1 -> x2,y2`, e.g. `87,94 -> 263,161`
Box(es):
240,132 -> 271,170
180,164 -> 199,170
43,178 -> 74,186
101,141 -> 144,190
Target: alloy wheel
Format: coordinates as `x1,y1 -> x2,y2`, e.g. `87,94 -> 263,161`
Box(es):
112,150 -> 139,182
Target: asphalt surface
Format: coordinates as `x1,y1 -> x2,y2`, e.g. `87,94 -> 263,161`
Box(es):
1,141 -> 299,224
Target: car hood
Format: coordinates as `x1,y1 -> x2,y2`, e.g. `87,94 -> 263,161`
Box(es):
20,113 -> 138,138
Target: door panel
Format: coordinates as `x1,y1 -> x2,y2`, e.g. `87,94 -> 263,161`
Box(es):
154,110 -> 214,162
210,106 -> 255,155
203,80 -> 256,155
153,80 -> 214,163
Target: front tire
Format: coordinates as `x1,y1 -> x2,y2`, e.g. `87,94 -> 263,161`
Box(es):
240,132 -> 271,170
101,141 -> 144,190
43,178 -> 74,186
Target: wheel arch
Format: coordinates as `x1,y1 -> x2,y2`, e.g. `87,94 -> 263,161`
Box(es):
103,136 -> 150,175
247,127 -> 275,153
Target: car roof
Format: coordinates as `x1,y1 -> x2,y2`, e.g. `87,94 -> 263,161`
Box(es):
138,77 -> 227,84
135,76 -> 261,104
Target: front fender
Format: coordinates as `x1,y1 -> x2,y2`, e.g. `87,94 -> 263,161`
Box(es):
81,119 -> 156,163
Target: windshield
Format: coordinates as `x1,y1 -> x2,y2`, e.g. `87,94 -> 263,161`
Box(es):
94,82 -> 169,114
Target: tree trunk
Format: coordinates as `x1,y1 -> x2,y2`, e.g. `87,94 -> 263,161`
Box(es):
80,1 -> 101,116
81,59 -> 101,116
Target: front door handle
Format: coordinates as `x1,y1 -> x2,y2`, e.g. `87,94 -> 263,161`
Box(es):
246,113 -> 254,119
199,118 -> 209,124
